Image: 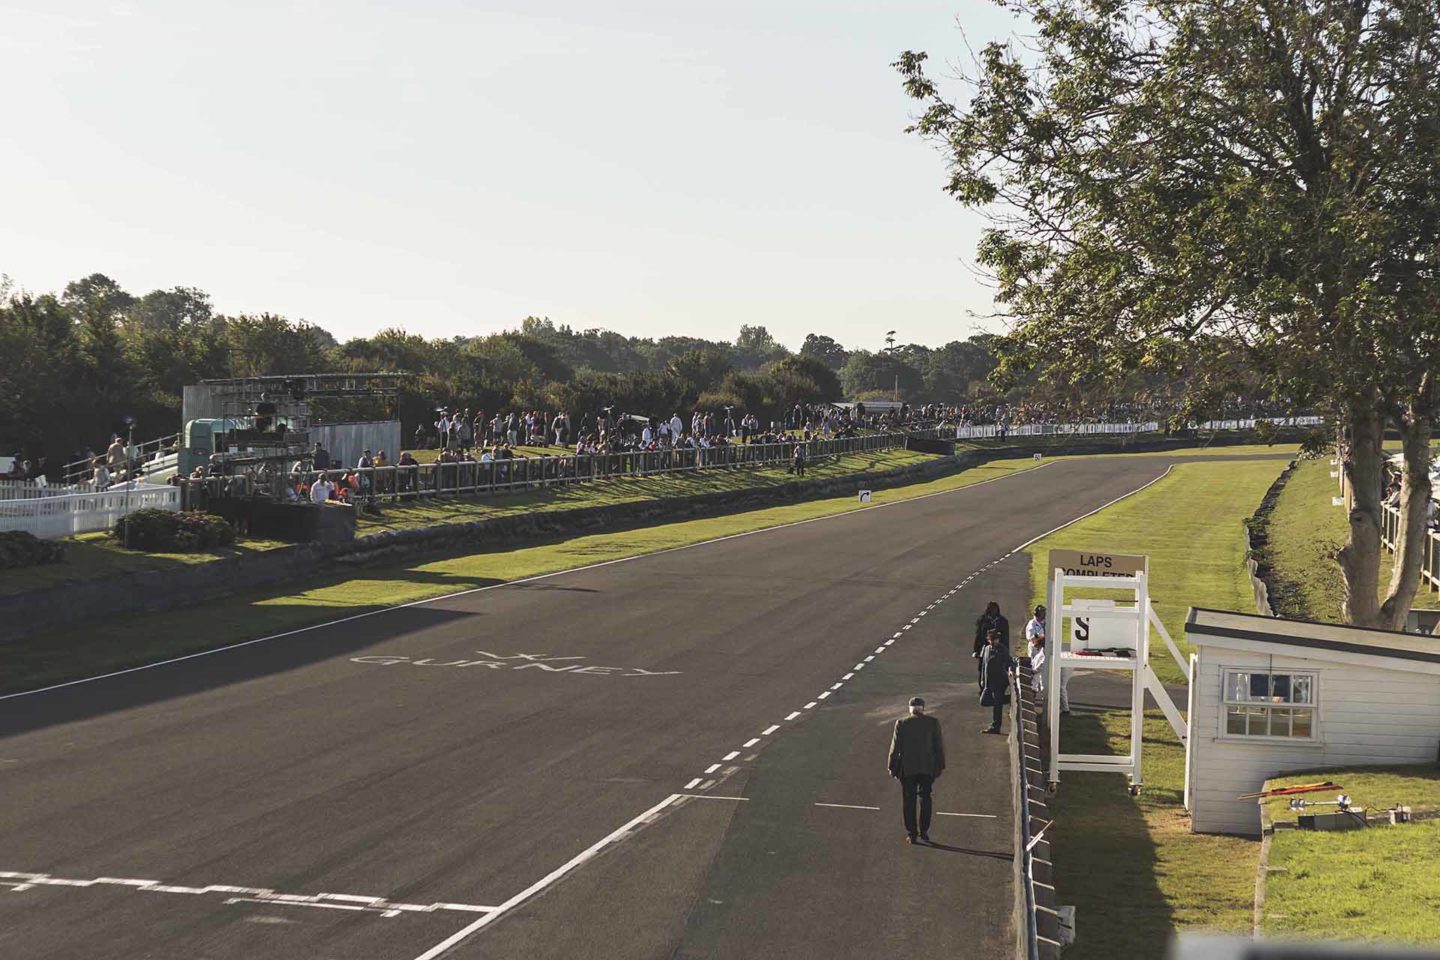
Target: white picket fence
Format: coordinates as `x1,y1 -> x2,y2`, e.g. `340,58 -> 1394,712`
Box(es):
0,484 -> 180,539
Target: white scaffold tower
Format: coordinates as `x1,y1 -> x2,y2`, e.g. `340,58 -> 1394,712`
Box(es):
1046,553 -> 1189,794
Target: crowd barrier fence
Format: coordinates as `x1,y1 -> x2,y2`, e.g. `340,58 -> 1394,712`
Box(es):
0,485 -> 180,539
180,432 -> 906,509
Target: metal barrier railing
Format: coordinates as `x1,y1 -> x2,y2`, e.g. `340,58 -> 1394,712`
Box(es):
177,431 -> 915,508
62,433 -> 181,486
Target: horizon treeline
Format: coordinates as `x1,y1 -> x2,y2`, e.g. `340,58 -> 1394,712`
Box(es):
0,273 -> 1001,467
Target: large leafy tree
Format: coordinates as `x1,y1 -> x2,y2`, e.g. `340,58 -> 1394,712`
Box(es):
898,0 -> 1440,627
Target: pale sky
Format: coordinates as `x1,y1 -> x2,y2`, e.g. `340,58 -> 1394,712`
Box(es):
1,0 -> 1018,351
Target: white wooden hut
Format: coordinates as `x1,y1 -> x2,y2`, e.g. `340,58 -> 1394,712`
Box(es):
1183,608 -> 1440,836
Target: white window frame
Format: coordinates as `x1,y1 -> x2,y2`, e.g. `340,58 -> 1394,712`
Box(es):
1217,667 -> 1320,743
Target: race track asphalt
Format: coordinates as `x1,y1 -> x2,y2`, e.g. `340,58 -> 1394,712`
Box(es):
0,455 -> 1183,960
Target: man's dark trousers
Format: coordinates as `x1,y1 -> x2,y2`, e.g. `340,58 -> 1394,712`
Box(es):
989,699 -> 1004,731
901,774 -> 935,837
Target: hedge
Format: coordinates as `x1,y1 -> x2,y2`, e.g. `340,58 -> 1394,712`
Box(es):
112,509 -> 236,552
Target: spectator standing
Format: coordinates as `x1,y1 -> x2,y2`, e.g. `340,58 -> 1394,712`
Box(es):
979,630 -> 1017,733
887,696 -> 945,844
1025,604 -> 1067,713
457,413 -> 473,452
312,442 -> 331,471
310,473 -> 334,503
973,601 -> 1010,688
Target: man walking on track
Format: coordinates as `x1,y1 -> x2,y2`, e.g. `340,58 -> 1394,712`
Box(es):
973,600 -> 1009,688
887,696 -> 945,845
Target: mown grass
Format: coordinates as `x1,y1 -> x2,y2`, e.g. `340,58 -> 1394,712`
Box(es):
1262,765 -> 1440,945
3,457 -> 1043,695
1052,711 -> 1257,958
1266,457 -> 1439,621
0,532 -> 290,597
1024,459 -> 1289,957
1027,459 -> 1288,685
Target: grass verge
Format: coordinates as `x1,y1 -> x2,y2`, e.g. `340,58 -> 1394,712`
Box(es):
0,532 -> 290,597
1024,459 -> 1290,957
0,447 -> 934,596
3,457 -> 1042,696
1027,459 -> 1288,685
355,447 -> 938,535
1261,765 -> 1440,945
1265,457 -> 1439,621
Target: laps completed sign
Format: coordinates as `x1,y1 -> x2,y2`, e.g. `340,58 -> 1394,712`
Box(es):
1048,549 -> 1148,578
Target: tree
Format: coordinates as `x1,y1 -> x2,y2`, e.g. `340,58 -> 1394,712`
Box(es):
800,333 -> 850,371
897,0 -> 1440,627
920,336 -> 997,402
733,324 -> 789,369
769,354 -> 843,404
840,349 -> 924,400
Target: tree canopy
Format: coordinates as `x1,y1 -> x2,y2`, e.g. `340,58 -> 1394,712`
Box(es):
0,274 -> 1003,470
898,0 -> 1440,626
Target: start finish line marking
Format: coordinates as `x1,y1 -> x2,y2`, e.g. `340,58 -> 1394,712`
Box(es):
0,871 -> 496,919
350,650 -> 681,678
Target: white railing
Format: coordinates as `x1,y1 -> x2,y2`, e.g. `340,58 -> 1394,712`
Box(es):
950,415 -> 1322,441
0,485 -> 180,539
0,480 -> 77,501
952,421 -> 1160,439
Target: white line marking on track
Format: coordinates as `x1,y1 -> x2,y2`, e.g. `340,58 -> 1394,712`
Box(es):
742,738 -> 760,748
2,460 -> 1059,704
0,871 -> 495,919
804,701 -> 818,709
409,793 -> 682,960
817,691 -> 831,699
842,672 -> 854,680
814,803 -> 881,811
761,724 -> 780,736
684,778 -> 702,789
935,812 -> 999,818
829,683 -> 843,690
785,711 -> 801,721
704,764 -> 720,774
722,750 -> 740,761
676,794 -> 748,801
864,655 -> 874,662
698,779 -> 716,790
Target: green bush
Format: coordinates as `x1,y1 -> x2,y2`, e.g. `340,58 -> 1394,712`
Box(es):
112,509 -> 235,552
0,531 -> 66,569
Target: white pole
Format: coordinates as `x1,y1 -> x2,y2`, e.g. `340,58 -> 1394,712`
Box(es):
1130,572 -> 1148,790
1048,565 -> 1063,788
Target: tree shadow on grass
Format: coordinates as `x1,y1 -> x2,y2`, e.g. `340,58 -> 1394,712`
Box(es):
1050,707 -> 1175,960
